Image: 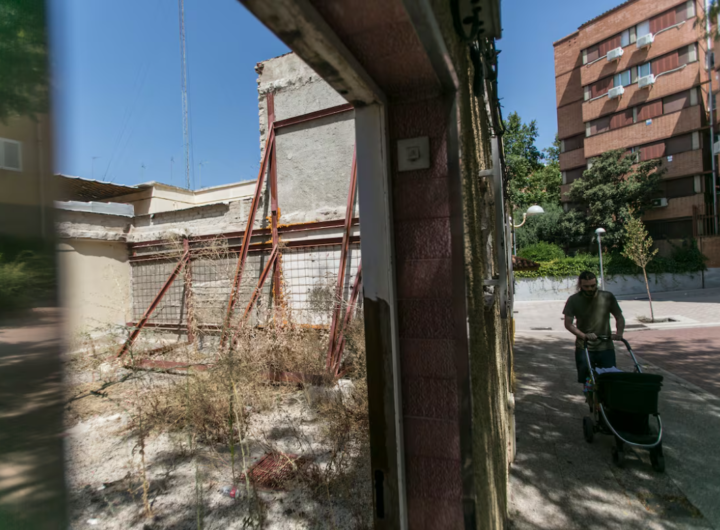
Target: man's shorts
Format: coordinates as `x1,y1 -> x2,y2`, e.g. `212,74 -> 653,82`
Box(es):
574,348 -> 617,383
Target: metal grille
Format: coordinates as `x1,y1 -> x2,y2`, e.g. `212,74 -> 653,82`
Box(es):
131,242 -> 361,328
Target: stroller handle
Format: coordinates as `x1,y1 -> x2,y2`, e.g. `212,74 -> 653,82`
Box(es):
583,336 -> 643,374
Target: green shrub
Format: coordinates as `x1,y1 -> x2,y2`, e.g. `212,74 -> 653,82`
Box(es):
0,249 -> 55,313
515,240 -> 708,279
518,241 -> 565,262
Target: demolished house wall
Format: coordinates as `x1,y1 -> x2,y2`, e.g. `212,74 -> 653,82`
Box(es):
256,53 -> 356,224
59,54 -> 362,338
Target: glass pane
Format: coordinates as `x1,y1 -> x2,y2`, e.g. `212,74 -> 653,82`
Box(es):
637,20 -> 651,37
638,63 -> 651,77
621,30 -> 629,47
614,70 -> 631,87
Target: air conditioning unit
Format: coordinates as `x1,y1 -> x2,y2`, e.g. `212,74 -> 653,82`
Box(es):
636,33 -> 654,49
638,74 -> 655,89
608,85 -> 625,99
607,47 -> 624,61
651,198 -> 668,208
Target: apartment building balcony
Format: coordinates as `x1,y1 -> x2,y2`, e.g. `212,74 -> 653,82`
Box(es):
658,148 -> 705,179
584,104 -> 702,158
580,20 -> 699,87
643,193 -> 705,221
582,61 -> 701,123
559,147 -> 586,171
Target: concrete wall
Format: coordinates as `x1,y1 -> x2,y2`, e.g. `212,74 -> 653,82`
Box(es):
515,271 -> 712,301
57,239 -> 131,337
256,53 -> 356,223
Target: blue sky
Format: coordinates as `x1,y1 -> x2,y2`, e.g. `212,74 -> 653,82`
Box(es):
50,0 -> 625,188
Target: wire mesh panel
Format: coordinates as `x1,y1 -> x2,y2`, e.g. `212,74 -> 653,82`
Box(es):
130,241 -> 361,328
131,259 -> 186,325
281,243 -> 361,326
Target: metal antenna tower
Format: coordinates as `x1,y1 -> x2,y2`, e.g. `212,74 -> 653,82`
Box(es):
178,0 -> 191,190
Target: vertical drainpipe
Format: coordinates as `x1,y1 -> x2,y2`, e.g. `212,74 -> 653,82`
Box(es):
706,0 -> 719,233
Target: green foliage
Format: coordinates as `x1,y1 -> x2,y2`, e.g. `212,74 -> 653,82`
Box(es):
514,202 -> 585,249
504,113 -> 561,208
622,214 -> 658,270
0,242 -> 55,312
0,0 -> 49,122
515,240 -> 707,279
567,149 -> 663,249
517,241 -> 565,262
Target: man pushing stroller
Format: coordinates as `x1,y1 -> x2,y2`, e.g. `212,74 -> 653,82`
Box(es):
563,271 -> 625,386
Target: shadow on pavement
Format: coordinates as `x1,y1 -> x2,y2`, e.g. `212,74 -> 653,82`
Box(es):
509,332 -> 718,530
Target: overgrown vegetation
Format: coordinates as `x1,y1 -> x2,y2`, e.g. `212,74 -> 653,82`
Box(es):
64,247 -> 371,529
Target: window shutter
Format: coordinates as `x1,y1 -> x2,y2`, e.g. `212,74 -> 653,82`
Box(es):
663,91 -> 691,113
650,9 -> 676,34
666,133 -> 693,155
641,141 -> 666,161
610,109 -> 634,129
637,100 -> 663,121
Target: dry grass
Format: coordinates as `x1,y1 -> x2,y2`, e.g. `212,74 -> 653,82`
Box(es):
65,255 -> 371,529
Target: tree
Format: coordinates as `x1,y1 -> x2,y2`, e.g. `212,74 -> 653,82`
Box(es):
0,0 -> 49,122
504,114 -> 562,210
568,149 -> 663,249
622,214 -> 659,322
503,112 -> 543,209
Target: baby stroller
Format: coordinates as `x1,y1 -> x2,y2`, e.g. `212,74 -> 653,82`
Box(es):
582,337 -> 665,472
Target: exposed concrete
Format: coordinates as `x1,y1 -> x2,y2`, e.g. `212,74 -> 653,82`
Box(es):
704,267 -> 720,288
55,200 -> 134,217
257,53 -> 355,224
55,209 -> 132,242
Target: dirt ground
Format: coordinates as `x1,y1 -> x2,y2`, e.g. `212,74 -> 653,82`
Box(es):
64,363 -> 372,529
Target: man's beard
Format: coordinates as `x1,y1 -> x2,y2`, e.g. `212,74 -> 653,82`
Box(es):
581,289 -> 596,298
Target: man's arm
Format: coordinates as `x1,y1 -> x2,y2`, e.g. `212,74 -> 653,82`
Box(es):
611,307 -> 625,340
564,315 -> 595,342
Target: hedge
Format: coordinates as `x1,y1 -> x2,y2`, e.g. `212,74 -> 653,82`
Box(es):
515,242 -> 707,279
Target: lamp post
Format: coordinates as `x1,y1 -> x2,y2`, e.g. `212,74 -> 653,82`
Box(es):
511,205 -> 545,255
595,227 -> 606,288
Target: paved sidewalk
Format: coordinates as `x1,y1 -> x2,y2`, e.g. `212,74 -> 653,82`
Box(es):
515,287 -> 720,333
509,333 -> 720,530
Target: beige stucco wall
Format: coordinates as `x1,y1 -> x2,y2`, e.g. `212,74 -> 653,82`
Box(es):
57,239 -> 131,338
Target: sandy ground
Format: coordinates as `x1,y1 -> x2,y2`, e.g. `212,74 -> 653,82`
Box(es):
64,369 -> 372,530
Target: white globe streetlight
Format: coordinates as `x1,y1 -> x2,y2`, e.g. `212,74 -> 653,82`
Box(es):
595,227 -> 606,288
510,205 -> 545,255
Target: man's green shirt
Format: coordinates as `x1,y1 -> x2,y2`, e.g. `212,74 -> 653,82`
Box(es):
563,290 -> 622,351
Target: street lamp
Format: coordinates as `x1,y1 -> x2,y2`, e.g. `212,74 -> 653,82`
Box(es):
511,205 -> 545,255
595,227 -> 606,288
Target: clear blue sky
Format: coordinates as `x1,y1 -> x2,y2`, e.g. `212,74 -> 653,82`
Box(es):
49,0 -> 625,188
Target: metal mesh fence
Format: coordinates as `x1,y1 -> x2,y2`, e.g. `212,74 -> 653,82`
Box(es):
131,242 -> 361,328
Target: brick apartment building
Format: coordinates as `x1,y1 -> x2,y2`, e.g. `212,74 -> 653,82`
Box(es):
554,0 -> 715,242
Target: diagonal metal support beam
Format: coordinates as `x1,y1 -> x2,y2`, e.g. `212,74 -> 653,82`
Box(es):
325,150 -> 357,372
117,249 -> 190,358
330,261 -> 362,375
230,244 -> 280,348
220,126 -> 275,347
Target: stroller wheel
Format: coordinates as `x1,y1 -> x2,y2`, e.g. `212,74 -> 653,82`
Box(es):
612,446 -> 625,468
583,416 -> 594,443
650,444 -> 665,473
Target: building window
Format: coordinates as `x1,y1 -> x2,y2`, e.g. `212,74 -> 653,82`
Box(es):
636,20 -> 651,39
614,69 -> 632,87
620,29 -> 630,47
663,90 -> 693,113
637,62 -> 652,78
562,134 -> 584,152
0,138 -> 22,171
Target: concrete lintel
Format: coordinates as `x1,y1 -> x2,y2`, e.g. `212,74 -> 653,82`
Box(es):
54,200 -> 134,218
239,0 -> 386,107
